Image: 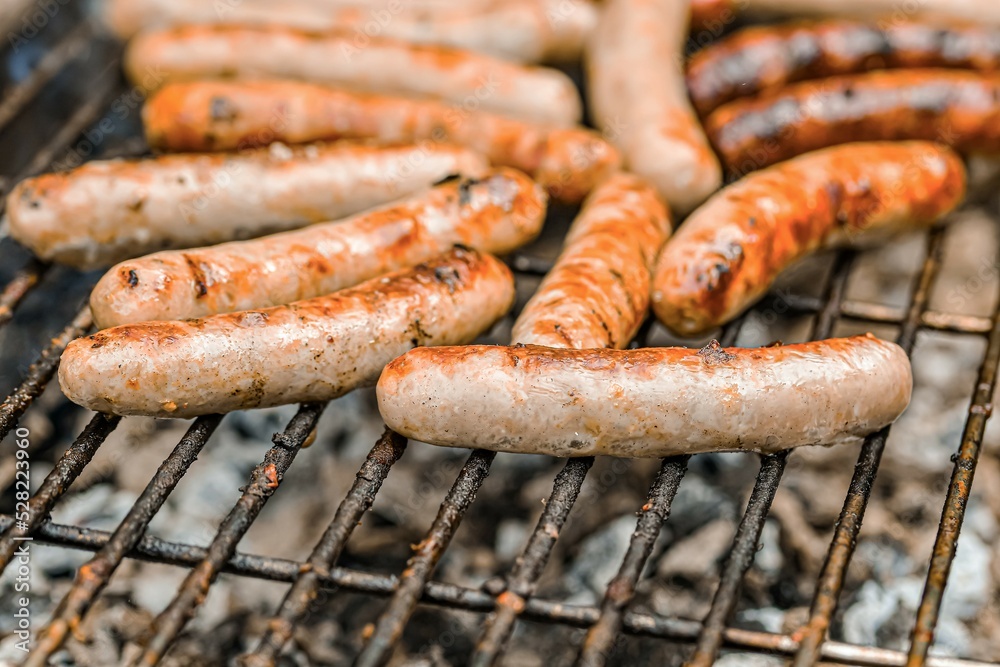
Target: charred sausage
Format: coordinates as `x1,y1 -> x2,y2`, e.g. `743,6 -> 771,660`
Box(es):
7,142 -> 486,269
376,335 -> 912,457
102,0 -> 597,64
688,21 -> 1000,116
587,0 -> 722,214
142,79 -> 620,203
90,169 -> 545,328
705,69 -> 1000,173
125,25 -> 582,126
61,247 -> 514,419
652,142 -> 966,336
511,173 -> 671,349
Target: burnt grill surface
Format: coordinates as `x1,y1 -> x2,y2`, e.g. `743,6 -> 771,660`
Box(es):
1,4 -> 1000,667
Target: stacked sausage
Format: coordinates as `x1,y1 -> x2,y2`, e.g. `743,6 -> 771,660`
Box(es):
22,0 -> 987,455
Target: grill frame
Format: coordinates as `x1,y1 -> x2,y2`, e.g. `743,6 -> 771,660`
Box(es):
1,5 -> 1000,667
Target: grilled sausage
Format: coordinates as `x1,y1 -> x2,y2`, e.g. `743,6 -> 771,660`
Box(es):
103,0 -> 597,63
125,25 -> 582,126
587,0 -> 722,214
651,142 -> 966,336
62,247 -> 514,419
90,169 -> 545,328
706,69 -> 1000,173
511,173 -> 671,349
143,80 -> 620,203
376,335 -> 912,457
7,142 -> 486,270
682,0 -> 1000,27
688,21 -> 1000,116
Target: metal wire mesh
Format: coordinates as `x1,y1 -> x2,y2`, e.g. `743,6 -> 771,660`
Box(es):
2,5 -> 1000,667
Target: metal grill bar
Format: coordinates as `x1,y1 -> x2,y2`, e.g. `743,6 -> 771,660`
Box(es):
128,403 -> 325,667
245,428 -> 408,667
0,411 -> 118,569
685,251 -> 856,667
470,456 -> 595,667
26,415 -> 222,666
0,306 -> 91,441
355,448 -> 497,667
793,227 -> 949,665
0,258 -> 47,329
575,456 -> 690,667
0,514 -> 994,667
906,292 -> 1000,664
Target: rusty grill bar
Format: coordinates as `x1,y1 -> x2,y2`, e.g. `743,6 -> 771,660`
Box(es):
2,6 -> 1000,667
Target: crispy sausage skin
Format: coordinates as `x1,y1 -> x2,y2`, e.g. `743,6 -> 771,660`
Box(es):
511,173 -> 671,349
688,21 -> 1000,116
125,25 -> 582,126
104,0 -> 597,64
376,335 -> 912,457
652,142 -> 966,336
587,0 -> 722,214
62,248 -> 514,419
7,142 -> 486,269
684,0 -> 1000,28
705,69 -> 1000,173
143,80 -> 620,203
90,169 -> 545,328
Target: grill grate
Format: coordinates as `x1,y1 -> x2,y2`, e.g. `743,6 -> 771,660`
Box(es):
2,5 -> 1000,667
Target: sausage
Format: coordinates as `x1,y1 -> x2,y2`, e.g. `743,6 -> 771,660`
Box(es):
587,0 -> 722,214
705,69 -> 1000,173
682,0 -> 1000,28
688,21 -> 1000,116
61,247 -> 514,419
143,80 -> 621,203
102,0 -> 598,64
90,169 -> 545,328
125,25 -> 582,126
376,335 -> 912,457
511,173 -> 671,349
690,0 -> 742,34
7,142 -> 487,270
651,142 -> 966,336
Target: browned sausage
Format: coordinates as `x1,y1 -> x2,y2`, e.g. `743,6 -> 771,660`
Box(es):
7,142 -> 486,269
375,335 -> 912,457
688,20 -> 1000,116
685,0 -> 1000,29
103,0 -> 598,63
652,142 -> 966,336
511,173 -> 671,349
125,25 -> 582,126
60,247 -> 514,419
90,169 -> 545,328
143,79 -> 621,203
705,69 -> 1000,173
587,0 -> 722,214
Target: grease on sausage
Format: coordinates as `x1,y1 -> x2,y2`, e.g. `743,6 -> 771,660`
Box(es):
705,69 -> 1000,172
90,168 -> 546,328
651,142 -> 966,336
511,173 -> 671,349
7,142 -> 486,269
376,335 -> 912,457
143,79 -> 620,203
61,247 -> 514,419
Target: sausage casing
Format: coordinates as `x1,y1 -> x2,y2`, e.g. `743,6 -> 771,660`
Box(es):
125,25 -> 582,126
652,142 -> 966,336
587,0 -> 722,214
7,142 -> 486,269
376,335 -> 912,457
90,169 -> 545,328
705,69 -> 1000,172
687,20 -> 1000,116
61,248 -> 514,419
511,173 -> 671,349
104,0 -> 597,64
143,80 -> 620,203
